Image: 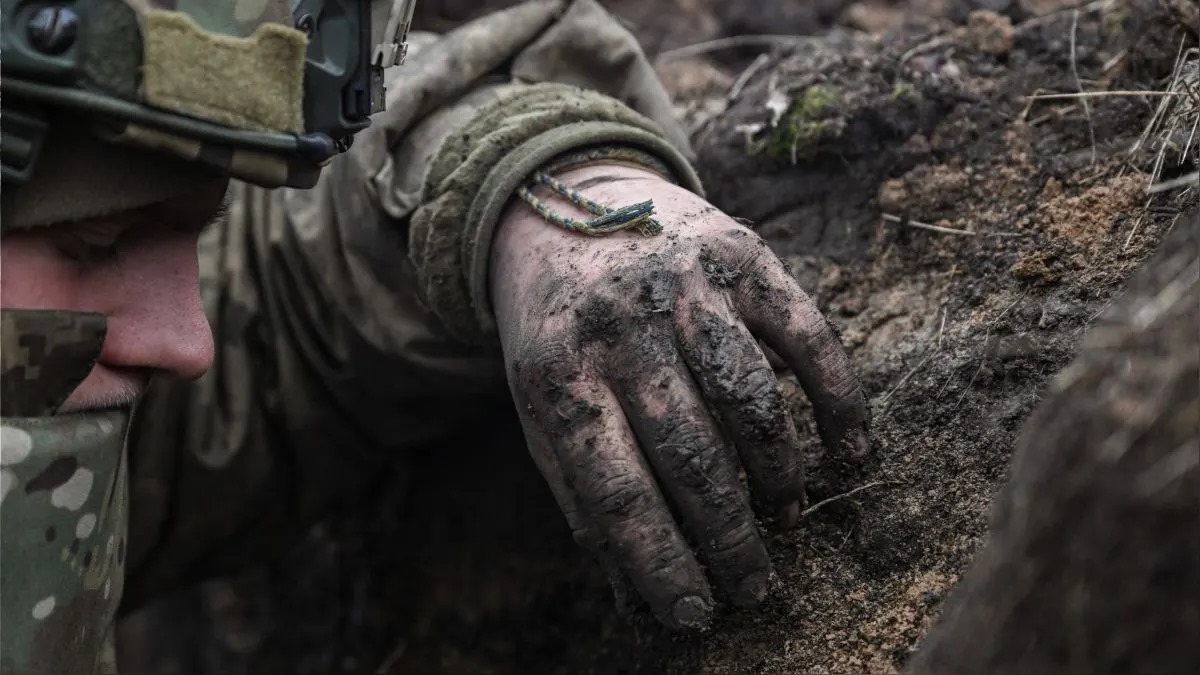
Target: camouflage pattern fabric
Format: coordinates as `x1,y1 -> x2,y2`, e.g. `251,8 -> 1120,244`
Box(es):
109,0 -> 305,132
0,412 -> 131,675
0,310 -> 128,674
0,311 -> 107,417
109,0 -> 308,179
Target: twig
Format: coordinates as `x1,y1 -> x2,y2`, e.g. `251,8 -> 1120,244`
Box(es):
881,213 -> 1026,238
1013,0 -> 1114,34
1020,87 -> 1051,119
728,53 -> 771,102
1130,39 -> 1190,159
801,481 -> 905,519
1070,10 -> 1098,165
1147,171 -> 1199,194
899,35 -> 951,65
1182,102 -> 1200,166
1026,91 -> 1181,101
656,35 -> 817,62
883,213 -> 977,236
1028,104 -> 1081,127
1102,49 -> 1127,74
1124,196 -> 1154,251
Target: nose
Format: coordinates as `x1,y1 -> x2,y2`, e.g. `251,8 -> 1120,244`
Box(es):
99,229 -> 215,381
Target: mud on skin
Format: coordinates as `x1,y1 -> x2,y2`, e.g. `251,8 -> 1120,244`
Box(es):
502,229 -> 865,630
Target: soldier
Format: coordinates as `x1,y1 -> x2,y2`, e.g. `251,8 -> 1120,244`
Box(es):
0,0 -> 869,673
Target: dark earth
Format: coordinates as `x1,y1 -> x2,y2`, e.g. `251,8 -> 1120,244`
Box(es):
117,0 -> 1198,672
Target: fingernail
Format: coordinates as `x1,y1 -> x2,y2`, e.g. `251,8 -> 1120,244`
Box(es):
671,595 -> 713,631
734,571 -> 770,608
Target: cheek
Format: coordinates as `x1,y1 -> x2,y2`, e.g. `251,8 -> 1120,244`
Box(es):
0,234 -> 82,310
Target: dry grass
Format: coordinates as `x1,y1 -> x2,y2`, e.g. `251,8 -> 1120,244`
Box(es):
1130,41 -> 1200,191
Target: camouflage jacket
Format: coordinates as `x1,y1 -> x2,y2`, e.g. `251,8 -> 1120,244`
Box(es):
120,0 -> 693,632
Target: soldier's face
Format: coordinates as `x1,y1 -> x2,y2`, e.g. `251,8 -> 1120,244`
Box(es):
1,180 -> 227,412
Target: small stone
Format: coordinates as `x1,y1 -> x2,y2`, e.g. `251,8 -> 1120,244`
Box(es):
1041,177 -> 1064,199
878,179 -> 910,213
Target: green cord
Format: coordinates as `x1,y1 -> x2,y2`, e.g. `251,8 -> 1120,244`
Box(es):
517,171 -> 662,237
516,146 -> 671,237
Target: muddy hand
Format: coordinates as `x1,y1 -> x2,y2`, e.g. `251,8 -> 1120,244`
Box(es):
489,163 -> 869,631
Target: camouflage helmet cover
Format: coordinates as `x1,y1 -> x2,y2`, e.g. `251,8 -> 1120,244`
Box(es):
0,0 -> 415,193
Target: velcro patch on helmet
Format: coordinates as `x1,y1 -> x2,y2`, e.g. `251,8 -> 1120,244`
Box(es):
140,9 -> 305,133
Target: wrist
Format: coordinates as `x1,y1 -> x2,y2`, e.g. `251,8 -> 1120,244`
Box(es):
490,162 -> 676,306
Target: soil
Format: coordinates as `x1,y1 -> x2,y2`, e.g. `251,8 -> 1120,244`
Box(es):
116,0 -> 1198,673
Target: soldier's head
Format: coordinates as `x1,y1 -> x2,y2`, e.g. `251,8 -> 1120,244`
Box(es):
1,0 -> 415,416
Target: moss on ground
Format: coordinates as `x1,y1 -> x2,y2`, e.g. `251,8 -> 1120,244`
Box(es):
764,84 -> 845,162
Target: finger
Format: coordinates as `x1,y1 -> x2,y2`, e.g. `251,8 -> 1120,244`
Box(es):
517,347 -> 714,630
510,353 -> 648,609
675,300 -> 807,517
514,410 -> 645,610
512,394 -> 598,550
611,325 -> 772,608
735,254 -> 870,463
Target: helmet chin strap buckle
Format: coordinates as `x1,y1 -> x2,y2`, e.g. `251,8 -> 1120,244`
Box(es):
373,0 -> 417,69
0,106 -> 48,185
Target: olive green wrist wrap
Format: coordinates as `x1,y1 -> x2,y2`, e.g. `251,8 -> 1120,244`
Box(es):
408,82 -> 704,346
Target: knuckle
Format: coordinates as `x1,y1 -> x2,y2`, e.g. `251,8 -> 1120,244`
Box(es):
718,224 -> 766,250
732,371 -> 792,444
583,462 -> 654,520
515,341 -> 578,392
658,415 -> 713,451
573,293 -> 632,346
733,363 -> 780,401
643,545 -> 696,581
656,419 -> 729,491
709,520 -> 762,558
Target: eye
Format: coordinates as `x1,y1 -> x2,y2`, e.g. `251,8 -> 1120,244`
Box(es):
52,223 -> 127,265
65,237 -> 121,263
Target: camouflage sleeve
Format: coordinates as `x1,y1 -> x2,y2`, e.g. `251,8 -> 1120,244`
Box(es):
122,0 -> 700,606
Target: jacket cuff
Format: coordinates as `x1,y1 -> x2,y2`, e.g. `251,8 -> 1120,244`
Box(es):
408,82 -> 704,346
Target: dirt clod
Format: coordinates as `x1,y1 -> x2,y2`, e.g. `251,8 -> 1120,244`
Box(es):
966,9 -> 1015,55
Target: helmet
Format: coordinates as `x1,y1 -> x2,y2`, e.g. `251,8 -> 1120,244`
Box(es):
0,0 -> 417,201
